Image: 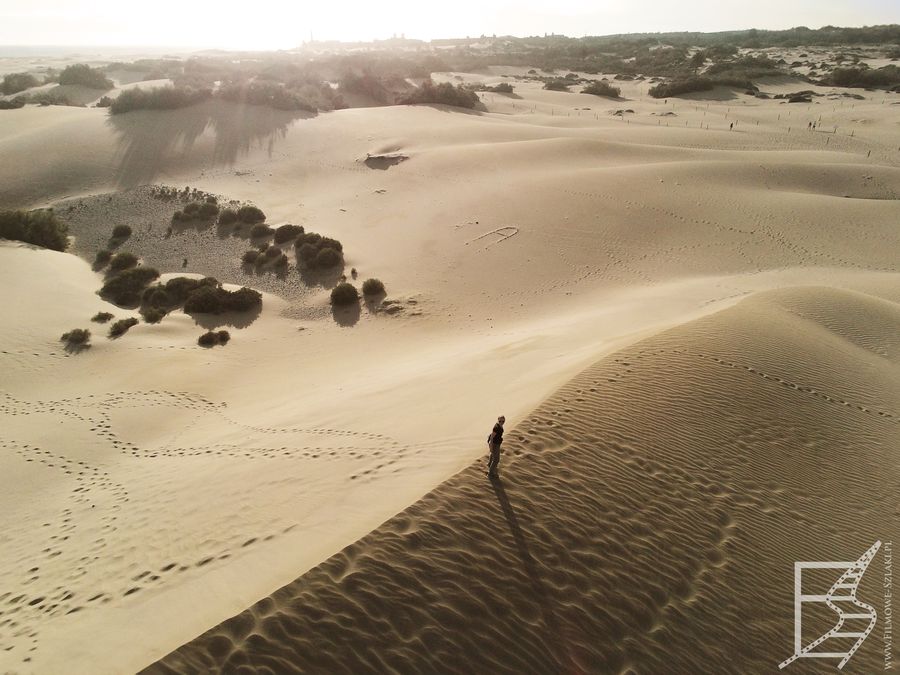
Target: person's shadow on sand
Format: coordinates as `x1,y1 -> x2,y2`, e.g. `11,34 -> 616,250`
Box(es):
490,476 -> 573,670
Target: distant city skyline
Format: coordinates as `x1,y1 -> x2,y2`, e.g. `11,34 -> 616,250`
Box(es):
0,0 -> 897,51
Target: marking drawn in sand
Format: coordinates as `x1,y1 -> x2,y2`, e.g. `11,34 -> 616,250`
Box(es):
467,226 -> 519,250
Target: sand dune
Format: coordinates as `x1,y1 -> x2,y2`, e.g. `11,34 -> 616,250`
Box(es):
147,286 -> 899,674
1,66 -> 898,674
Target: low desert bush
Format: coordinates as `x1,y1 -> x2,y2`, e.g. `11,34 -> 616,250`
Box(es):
361,278 -> 386,296
111,224 -> 132,241
218,208 -> 238,226
216,330 -> 230,344
94,249 -> 113,267
108,317 -> 139,338
649,77 -> 714,98
237,205 -> 266,224
58,64 -> 113,89
242,249 -> 260,264
198,331 -> 218,347
2,72 -> 39,95
141,307 -> 166,323
61,328 -> 90,345
108,85 -> 212,114
0,209 -> 69,251
183,285 -> 262,314
273,223 -> 304,243
543,79 -> 571,91
108,252 -> 139,273
330,282 -> 359,306
100,266 -> 160,306
399,80 -> 479,108
250,223 -> 273,239
0,98 -> 26,110
486,82 -> 514,93
91,312 -> 114,323
583,80 -> 621,97
315,247 -> 341,269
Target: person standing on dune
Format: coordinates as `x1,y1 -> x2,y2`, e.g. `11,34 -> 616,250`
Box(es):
487,415 -> 505,479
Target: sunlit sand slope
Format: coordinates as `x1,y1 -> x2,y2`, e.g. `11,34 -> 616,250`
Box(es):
147,286 -> 899,674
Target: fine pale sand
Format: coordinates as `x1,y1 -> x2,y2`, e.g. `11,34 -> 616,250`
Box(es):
0,68 -> 898,674
147,286 -> 900,674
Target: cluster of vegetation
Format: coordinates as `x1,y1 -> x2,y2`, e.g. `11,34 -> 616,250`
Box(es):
198,330 -> 231,347
819,65 -> 900,89
183,285 -> 262,314
91,312 -> 114,323
0,98 -> 26,110
338,71 -> 393,103
399,80 -> 480,108
1,72 -> 39,95
173,198 -> 220,222
242,244 -> 289,270
218,205 -> 265,227
476,82 -> 514,93
273,223 -> 304,243
100,266 -> 161,306
330,282 -> 359,306
108,317 -> 139,338
61,328 -> 90,346
582,80 -> 621,97
295,230 -> 344,270
0,209 -> 69,251
648,77 -> 716,98
218,80 -> 344,111
543,79 -> 571,91
108,85 -> 211,114
58,64 -> 113,89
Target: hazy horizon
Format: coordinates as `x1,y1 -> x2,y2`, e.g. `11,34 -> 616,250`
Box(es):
0,0 -> 897,51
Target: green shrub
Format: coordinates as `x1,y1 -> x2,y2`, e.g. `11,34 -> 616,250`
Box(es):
58,64 -> 113,89
0,209 -> 69,251
197,331 -> 218,347
142,286 -> 171,308
649,77 -> 715,98
821,65 -> 900,89
486,82 -> 514,93
242,249 -> 260,264
250,223 -> 273,239
108,85 -> 212,114
400,80 -> 479,108
218,208 -> 238,226
100,267 -> 160,306
94,249 -> 113,267
237,205 -> 266,224
582,81 -> 621,97
108,317 -> 139,338
159,276 -> 218,305
91,312 -> 114,323
183,285 -> 262,314
142,307 -> 166,323
543,80 -> 571,91
330,282 -> 359,306
264,246 -> 282,259
362,278 -> 386,296
199,201 -> 219,218
315,247 -> 341,269
297,242 -> 318,263
109,252 -> 139,272
111,224 -> 132,241
0,98 -> 26,110
216,330 -> 231,344
273,223 -> 304,243
2,72 -> 39,95
61,328 -> 90,345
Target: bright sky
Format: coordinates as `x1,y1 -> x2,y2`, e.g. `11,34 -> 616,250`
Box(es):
0,0 -> 896,50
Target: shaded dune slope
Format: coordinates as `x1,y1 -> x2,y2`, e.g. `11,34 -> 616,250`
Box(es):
147,286 -> 899,674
